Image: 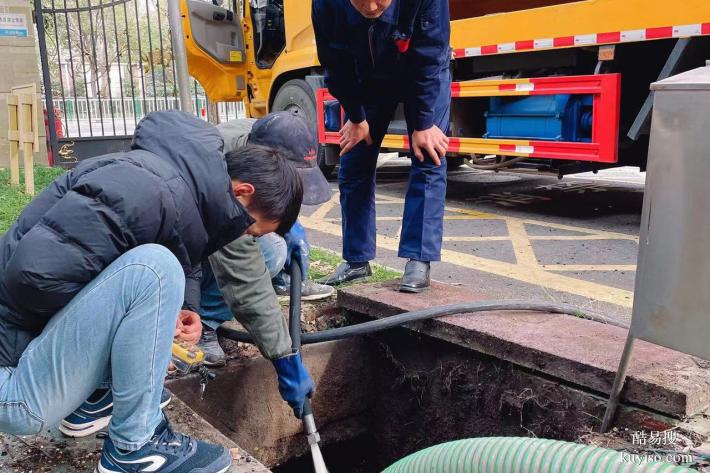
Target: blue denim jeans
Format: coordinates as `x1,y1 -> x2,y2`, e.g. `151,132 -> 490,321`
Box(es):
0,244 -> 184,451
260,233 -> 288,279
262,233 -> 295,291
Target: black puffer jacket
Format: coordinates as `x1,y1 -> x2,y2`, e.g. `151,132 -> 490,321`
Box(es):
0,110 -> 253,367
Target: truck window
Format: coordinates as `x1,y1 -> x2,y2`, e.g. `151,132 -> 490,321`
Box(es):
249,0 -> 285,68
450,0 -> 583,21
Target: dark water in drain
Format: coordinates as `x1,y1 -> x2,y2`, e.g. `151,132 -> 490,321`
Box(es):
272,435 -> 387,473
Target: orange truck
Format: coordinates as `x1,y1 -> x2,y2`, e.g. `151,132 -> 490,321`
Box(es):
182,0 -> 710,177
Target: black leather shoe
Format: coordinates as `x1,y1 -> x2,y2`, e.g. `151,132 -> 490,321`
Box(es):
318,262 -> 372,286
399,260 -> 430,293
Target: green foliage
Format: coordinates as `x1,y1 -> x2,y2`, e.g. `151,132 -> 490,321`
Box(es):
0,167 -> 66,234
42,0 -> 176,100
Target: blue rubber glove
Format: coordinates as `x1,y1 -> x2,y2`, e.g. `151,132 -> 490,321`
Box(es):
272,351 -> 315,418
283,221 -> 309,279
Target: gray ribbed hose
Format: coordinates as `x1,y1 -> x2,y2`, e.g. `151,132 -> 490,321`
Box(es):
382,437 -> 693,473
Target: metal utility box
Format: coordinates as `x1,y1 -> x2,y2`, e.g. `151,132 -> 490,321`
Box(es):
630,64 -> 710,360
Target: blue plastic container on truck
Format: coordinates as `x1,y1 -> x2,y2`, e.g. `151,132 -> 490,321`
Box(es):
485,94 -> 593,142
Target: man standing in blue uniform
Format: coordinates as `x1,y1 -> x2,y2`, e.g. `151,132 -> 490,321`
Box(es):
313,0 -> 451,293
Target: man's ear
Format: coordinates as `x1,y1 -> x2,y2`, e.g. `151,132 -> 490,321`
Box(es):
232,181 -> 255,197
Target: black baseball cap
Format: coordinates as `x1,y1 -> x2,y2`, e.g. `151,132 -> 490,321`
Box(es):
248,110 -> 332,206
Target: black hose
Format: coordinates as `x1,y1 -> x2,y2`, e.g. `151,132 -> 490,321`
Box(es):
289,264 -> 302,351
217,298 -> 627,345
287,263 -> 315,421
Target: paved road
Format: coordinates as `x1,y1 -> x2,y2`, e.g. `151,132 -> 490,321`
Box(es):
301,159 -> 645,325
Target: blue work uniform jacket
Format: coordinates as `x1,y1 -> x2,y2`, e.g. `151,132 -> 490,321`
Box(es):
312,0 -> 451,131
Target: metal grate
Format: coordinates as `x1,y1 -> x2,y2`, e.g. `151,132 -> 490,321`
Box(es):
35,0 -> 245,159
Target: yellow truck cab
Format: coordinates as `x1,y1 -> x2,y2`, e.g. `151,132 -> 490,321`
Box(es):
181,0 -> 710,177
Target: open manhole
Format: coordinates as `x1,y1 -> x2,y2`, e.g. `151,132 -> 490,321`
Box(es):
272,435 -> 382,473
166,297 -> 710,472
169,333 -> 704,471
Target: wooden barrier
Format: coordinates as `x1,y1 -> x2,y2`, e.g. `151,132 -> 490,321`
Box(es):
7,83 -> 39,195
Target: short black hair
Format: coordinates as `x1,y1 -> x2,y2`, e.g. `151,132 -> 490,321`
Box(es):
225,144 -> 303,235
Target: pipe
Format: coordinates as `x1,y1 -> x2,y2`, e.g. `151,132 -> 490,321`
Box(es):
288,264 -> 329,473
601,335 -> 636,433
217,300 -> 627,345
382,437 -> 694,473
466,155 -> 526,170
34,1 -> 59,164
167,0 -> 194,114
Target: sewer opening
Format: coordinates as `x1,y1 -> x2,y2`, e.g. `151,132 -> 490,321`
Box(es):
272,434 -> 385,473
264,329 -> 612,472
170,314 -> 690,472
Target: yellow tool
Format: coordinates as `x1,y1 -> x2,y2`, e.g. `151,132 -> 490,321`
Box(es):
171,339 -> 205,374
171,340 -> 215,399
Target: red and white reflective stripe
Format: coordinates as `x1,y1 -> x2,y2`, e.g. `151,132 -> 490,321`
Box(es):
317,73 -> 621,164
453,22 -> 710,58
500,144 -> 535,155
497,83 -> 535,92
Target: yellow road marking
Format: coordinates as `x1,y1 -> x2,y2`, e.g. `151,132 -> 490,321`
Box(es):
302,192 -> 636,308
521,218 -> 639,242
308,196 -> 338,221
507,220 -> 539,267
443,236 -> 511,242
445,203 -> 638,241
527,235 -> 637,241
301,216 -> 634,307
443,205 -> 501,219
540,264 -> 637,272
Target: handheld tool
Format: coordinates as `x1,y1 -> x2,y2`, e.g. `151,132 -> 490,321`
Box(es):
171,340 -> 215,399
288,264 -> 329,473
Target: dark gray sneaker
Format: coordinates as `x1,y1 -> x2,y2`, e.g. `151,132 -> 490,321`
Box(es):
275,280 -> 335,302
197,325 -> 226,367
317,262 -> 372,286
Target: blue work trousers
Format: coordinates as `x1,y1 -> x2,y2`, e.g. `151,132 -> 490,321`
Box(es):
339,72 -> 451,262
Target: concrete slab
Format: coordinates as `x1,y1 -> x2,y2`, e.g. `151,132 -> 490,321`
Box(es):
166,396 -> 270,473
365,327 -> 708,466
167,338 -> 375,468
0,391 -> 269,473
337,281 -> 710,418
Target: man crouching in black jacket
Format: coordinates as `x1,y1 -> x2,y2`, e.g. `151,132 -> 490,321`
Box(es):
0,110 -> 302,473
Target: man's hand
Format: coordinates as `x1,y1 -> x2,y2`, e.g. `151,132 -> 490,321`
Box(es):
339,119 -> 373,156
412,125 -> 449,166
175,310 -> 202,346
272,351 -> 315,419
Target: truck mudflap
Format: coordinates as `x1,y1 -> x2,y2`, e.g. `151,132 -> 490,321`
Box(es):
316,73 -> 621,164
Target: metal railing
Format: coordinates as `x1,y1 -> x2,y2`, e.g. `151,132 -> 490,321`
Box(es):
51,97 -> 245,136
35,0 -> 244,157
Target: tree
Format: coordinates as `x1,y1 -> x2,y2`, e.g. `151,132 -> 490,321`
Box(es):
40,0 -> 176,100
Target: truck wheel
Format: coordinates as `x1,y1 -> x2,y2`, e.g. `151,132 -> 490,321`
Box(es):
271,78 -> 336,179
447,156 -> 465,169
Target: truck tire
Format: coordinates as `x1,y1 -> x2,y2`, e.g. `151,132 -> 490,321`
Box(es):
271,78 -> 336,179
447,156 -> 465,169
